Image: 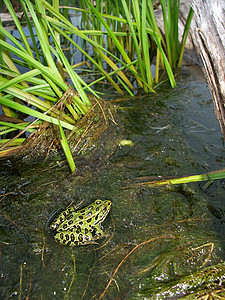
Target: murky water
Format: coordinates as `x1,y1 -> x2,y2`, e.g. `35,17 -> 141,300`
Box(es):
1,66 -> 225,299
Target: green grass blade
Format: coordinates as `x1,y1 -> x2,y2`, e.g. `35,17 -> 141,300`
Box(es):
0,121 -> 35,132
141,0 -> 153,88
140,169 -> 225,187
178,7 -> 194,67
24,0 -> 61,76
47,19 -> 123,94
4,0 -> 33,57
47,24 -> 91,107
58,120 -> 76,173
20,0 -> 42,63
116,76 -> 134,97
0,69 -> 41,91
121,0 -> 146,90
0,138 -> 26,146
0,39 -> 68,91
0,96 -> 74,130
83,0 -> 141,85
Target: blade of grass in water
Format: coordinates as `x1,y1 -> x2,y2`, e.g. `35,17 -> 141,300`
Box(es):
178,7 -> 193,67
0,96 -> 74,130
141,0 -> 153,87
0,138 -> 26,146
137,169 -> 225,187
84,0 -> 142,87
58,120 -> 76,173
121,0 -> 146,90
4,0 -> 33,57
44,2 -> 132,93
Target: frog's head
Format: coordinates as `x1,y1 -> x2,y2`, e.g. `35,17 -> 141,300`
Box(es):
94,199 -> 111,222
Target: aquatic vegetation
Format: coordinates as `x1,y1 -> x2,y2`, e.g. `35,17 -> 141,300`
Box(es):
140,260 -> 225,299
0,0 -> 107,165
133,168 -> 225,188
0,0 -> 193,168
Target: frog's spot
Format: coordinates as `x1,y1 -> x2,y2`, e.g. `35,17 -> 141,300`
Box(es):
79,215 -> 84,219
85,235 -> 90,241
60,233 -> 64,239
88,206 -> 93,210
67,241 -> 71,246
71,234 -> 75,241
79,209 -> 85,214
76,227 -> 81,234
67,214 -> 73,220
78,234 -> 83,242
79,221 -> 83,225
96,207 -> 100,211
68,220 -> 73,225
95,215 -> 99,220
75,241 -> 79,245
85,228 -> 88,234
60,217 -> 63,222
63,240 -> 67,244
65,234 -> 69,240
86,212 -> 92,217
63,224 -> 68,229
87,218 -> 92,223
63,212 -> 67,217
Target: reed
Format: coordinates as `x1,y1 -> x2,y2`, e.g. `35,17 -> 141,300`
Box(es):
75,0 -> 193,90
134,168 -> 225,187
0,0 -> 193,168
0,0 -> 96,168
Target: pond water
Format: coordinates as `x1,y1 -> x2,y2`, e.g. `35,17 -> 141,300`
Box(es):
1,65 -> 225,299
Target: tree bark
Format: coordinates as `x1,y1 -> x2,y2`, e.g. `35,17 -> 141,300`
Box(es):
188,0 -> 225,137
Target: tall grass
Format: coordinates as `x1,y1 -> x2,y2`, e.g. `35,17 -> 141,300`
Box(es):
0,0 -> 193,168
77,0 -> 193,90
0,0 -> 95,166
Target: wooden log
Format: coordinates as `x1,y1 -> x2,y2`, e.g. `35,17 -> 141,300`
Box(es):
187,0 -> 225,136
158,0 -> 225,136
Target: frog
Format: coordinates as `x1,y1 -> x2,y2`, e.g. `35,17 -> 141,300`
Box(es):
50,199 -> 111,246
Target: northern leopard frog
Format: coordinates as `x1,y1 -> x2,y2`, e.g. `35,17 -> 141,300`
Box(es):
50,200 -> 111,246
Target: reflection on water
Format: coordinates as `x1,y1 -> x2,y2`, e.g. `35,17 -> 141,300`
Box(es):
1,66 -> 225,299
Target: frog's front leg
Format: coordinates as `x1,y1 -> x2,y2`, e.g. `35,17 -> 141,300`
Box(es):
93,224 -> 110,241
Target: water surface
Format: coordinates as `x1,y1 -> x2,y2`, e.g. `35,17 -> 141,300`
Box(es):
1,66 -> 225,299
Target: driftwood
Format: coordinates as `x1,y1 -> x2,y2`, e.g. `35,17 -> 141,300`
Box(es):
179,0 -> 225,137
191,0 -> 225,137
157,0 -> 225,136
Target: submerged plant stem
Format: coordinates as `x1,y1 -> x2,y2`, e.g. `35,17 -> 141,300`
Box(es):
99,234 -> 175,300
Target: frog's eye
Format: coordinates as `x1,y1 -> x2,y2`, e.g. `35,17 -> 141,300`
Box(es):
95,200 -> 101,205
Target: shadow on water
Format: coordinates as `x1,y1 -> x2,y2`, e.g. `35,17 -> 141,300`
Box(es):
1,66 -> 225,299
